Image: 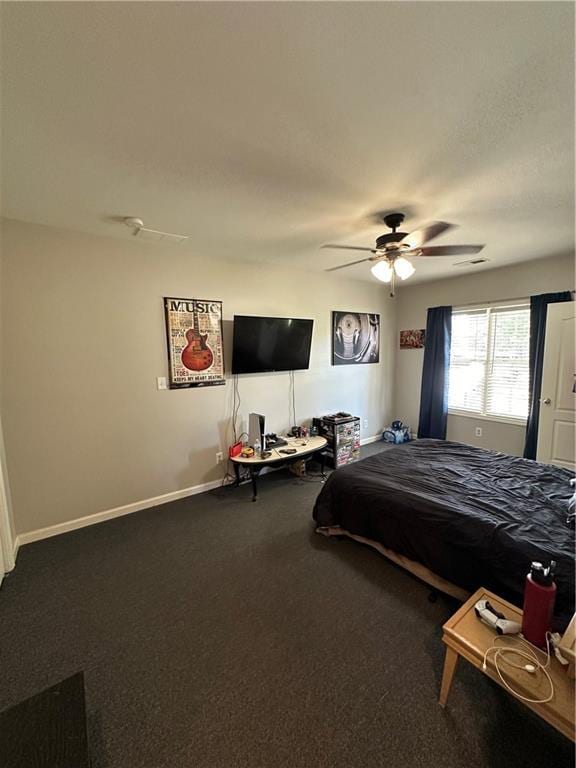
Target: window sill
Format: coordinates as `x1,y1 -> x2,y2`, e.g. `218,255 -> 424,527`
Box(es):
448,410 -> 527,428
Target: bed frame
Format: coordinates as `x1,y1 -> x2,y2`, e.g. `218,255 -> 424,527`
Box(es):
316,525 -> 470,602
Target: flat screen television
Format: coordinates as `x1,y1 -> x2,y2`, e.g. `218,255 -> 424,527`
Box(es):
232,315 -> 314,374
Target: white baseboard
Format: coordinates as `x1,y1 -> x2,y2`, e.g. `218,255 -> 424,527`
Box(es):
360,434 -> 382,446
17,476 -> 225,546
18,436 -> 384,547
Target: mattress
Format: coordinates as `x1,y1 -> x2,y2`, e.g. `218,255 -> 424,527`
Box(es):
313,439 -> 575,626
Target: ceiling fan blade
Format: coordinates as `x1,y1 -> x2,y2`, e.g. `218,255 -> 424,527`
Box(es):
321,244 -> 376,253
401,221 -> 455,248
414,245 -> 485,257
325,257 -> 374,272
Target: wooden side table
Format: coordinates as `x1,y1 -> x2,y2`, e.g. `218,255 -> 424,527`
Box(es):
440,587 -> 575,741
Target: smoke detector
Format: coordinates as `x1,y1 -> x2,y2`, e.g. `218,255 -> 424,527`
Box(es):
123,217 -> 189,243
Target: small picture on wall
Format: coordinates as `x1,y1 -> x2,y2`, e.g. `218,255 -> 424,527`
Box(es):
332,312 -> 380,365
400,329 -> 426,349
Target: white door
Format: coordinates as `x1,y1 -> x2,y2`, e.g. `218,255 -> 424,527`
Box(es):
536,302 -> 576,469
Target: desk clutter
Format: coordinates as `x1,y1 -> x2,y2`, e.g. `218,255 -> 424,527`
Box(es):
225,410 -> 364,499
228,411 -> 361,468
228,431 -> 328,501
234,434 -> 318,460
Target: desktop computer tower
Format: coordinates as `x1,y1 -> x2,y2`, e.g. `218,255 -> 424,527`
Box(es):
248,413 -> 265,448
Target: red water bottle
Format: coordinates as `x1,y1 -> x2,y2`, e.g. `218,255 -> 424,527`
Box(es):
522,560 -> 557,648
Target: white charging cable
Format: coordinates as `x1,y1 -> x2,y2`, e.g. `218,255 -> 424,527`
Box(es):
482,632 -> 554,704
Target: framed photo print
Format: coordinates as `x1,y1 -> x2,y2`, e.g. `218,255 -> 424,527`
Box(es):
399,329 -> 426,349
164,297 -> 225,388
332,311 -> 380,365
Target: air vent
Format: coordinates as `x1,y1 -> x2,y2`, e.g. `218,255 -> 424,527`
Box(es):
453,257 -> 490,267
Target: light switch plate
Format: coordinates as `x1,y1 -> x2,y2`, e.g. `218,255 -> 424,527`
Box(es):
157,377 -> 168,390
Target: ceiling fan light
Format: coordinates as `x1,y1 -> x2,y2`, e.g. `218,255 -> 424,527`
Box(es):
371,260 -> 393,283
394,257 -> 415,280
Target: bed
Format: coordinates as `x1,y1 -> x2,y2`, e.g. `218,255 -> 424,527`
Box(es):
313,439 -> 575,627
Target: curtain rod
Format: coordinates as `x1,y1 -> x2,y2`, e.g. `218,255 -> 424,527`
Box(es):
454,290 -> 574,312
453,297 -> 529,311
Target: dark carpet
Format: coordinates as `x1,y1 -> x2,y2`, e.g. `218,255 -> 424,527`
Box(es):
0,443 -> 572,768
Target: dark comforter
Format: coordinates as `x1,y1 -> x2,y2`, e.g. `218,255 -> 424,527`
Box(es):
313,440 -> 575,625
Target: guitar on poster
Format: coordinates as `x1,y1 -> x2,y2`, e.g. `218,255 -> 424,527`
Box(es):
181,305 -> 214,372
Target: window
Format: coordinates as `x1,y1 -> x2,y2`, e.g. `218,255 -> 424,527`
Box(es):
448,304 -> 530,422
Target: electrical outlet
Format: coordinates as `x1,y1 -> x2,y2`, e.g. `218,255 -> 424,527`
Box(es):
475,427 -> 482,437
363,418 -> 368,430
216,452 -> 223,464
157,377 -> 168,390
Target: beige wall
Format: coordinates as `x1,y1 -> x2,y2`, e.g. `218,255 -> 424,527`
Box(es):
394,254 -> 575,455
0,219 -> 394,535
2,217 -> 573,539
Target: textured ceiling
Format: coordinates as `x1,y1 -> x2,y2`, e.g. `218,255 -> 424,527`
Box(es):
1,2 -> 574,284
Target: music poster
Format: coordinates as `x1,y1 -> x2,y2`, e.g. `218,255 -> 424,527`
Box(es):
164,297 -> 225,388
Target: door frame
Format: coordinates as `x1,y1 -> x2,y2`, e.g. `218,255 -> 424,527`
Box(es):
0,413 -> 15,574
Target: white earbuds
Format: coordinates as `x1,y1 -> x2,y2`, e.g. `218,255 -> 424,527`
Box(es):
524,664 -> 536,674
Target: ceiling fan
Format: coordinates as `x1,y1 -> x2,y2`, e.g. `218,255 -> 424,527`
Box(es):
322,213 -> 485,296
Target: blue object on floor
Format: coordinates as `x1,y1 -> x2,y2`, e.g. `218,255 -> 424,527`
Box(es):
382,421 -> 412,444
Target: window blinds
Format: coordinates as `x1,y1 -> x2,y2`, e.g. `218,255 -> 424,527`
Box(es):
486,306 -> 530,420
448,304 -> 530,421
449,310 -> 488,413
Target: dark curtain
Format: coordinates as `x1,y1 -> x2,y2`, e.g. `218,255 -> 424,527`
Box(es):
418,306 -> 452,439
523,291 -> 572,459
